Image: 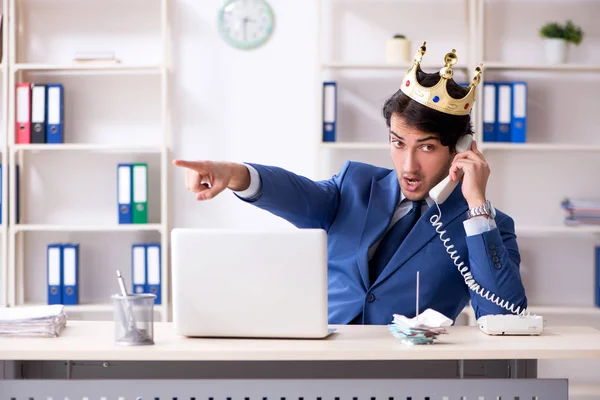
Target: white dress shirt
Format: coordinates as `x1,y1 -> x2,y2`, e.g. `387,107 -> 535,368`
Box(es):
233,164 -> 496,257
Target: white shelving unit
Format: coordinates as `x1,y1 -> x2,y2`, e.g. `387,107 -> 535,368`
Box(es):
317,0 -> 600,395
316,0 -> 600,238
482,61 -> 600,72
1,0 -> 10,309
13,64 -> 163,73
2,0 -> 171,322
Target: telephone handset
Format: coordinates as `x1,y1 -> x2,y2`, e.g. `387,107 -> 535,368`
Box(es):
426,134 -> 539,329
429,134 -> 473,204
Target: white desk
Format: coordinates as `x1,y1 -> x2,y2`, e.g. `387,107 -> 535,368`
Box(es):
2,322 -> 600,400
1,321 -> 600,361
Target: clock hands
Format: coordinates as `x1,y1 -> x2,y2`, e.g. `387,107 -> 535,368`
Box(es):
242,16 -> 256,41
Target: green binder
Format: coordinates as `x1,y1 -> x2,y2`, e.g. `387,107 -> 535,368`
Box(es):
132,163 -> 148,224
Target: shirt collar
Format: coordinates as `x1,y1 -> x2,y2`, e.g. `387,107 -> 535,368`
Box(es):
399,190 -> 435,208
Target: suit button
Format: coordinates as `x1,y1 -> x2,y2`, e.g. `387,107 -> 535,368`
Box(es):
489,244 -> 495,250
490,249 -> 497,256
495,263 -> 501,269
367,293 -> 376,302
492,256 -> 499,262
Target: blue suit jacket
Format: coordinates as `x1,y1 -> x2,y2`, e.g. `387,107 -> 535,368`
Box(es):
240,161 -> 528,325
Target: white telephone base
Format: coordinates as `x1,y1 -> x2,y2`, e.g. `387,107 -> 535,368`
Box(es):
477,314 -> 544,336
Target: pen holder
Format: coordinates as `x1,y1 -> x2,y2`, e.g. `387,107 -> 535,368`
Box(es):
111,293 -> 156,346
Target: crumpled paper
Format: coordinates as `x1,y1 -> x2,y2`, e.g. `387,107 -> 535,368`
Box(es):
387,308 -> 453,345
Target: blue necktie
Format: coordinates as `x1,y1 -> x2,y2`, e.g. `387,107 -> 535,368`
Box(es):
369,199 -> 425,285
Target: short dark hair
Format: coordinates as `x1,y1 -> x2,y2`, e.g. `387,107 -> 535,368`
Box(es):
382,68 -> 473,152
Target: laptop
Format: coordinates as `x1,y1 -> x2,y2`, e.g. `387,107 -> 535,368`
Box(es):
170,228 -> 330,339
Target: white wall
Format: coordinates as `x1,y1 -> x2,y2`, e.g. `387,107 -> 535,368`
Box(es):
170,0 -> 320,230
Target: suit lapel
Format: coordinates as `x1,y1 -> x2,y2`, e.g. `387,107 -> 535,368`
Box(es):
373,183 -> 469,287
356,170 -> 400,289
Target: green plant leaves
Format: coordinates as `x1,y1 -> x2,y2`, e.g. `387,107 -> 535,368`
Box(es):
539,20 -> 584,45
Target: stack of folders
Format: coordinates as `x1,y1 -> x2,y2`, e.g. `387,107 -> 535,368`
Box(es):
117,163 -> 148,224
482,81 -> 528,143
0,305 -> 67,337
15,82 -> 64,144
47,243 -> 80,305
561,198 -> 600,226
131,243 -> 162,305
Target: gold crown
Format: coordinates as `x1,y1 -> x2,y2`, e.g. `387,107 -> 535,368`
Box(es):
400,41 -> 483,116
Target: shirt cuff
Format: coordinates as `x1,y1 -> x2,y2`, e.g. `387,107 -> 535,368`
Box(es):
463,216 -> 497,236
231,163 -> 261,199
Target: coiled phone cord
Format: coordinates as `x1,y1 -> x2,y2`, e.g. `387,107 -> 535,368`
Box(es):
430,203 -> 531,317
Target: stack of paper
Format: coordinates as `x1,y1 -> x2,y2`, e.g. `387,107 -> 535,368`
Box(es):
561,197 -> 600,226
0,305 -> 67,337
387,308 -> 452,346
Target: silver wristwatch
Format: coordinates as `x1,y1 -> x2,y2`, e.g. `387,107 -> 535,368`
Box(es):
466,200 -> 496,220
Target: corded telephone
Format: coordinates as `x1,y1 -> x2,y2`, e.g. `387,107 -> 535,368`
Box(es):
427,134 -> 544,335
429,134 -> 473,204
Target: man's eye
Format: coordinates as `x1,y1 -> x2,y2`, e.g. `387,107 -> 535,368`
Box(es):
391,140 -> 403,147
423,144 -> 435,151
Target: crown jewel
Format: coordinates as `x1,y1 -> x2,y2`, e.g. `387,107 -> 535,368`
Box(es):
400,41 -> 483,116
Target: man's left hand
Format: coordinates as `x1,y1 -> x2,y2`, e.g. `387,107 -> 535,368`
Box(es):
449,140 -> 490,209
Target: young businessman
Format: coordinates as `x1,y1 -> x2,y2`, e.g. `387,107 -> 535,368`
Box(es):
173,43 -> 528,325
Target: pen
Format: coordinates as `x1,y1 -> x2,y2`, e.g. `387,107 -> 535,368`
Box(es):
116,270 -> 129,297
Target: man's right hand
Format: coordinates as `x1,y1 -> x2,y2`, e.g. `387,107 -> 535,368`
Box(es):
172,160 -> 251,201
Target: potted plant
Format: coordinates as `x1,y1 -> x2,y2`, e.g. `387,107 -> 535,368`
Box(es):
386,34 -> 411,64
539,20 -> 583,64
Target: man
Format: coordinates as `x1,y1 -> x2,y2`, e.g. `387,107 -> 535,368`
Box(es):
173,42 -> 528,325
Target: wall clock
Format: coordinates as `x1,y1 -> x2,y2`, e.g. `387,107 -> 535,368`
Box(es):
218,0 -> 275,50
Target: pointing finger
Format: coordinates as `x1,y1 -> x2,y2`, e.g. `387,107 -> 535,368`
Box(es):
172,159 -> 208,172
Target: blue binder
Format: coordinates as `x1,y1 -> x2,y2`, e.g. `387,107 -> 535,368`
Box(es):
495,83 -> 512,142
595,246 -> 600,308
15,164 -> 20,224
131,244 -> 147,294
46,84 -> 64,143
47,244 -> 63,305
145,243 -> 161,305
62,243 -> 79,305
482,82 -> 497,142
322,81 -> 337,142
0,163 -> 2,225
511,81 -> 528,143
117,163 -> 132,224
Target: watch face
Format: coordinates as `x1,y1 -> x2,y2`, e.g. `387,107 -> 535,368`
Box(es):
218,0 -> 275,50
487,201 -> 497,219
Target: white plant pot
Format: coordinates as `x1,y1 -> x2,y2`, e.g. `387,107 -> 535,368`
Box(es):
386,38 -> 411,64
544,38 -> 568,64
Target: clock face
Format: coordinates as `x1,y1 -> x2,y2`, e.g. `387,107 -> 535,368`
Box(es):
218,0 -> 275,50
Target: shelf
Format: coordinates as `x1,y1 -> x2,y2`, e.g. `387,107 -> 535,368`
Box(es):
20,303 -> 166,314
516,225 -> 600,235
482,61 -> 600,73
321,62 -> 468,71
12,144 -> 163,153
526,306 -> 600,316
481,143 -> 600,152
320,142 -> 389,150
12,224 -> 163,233
322,142 -> 600,152
13,63 -> 163,74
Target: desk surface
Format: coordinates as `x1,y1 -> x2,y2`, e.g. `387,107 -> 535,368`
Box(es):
1,321 -> 600,361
